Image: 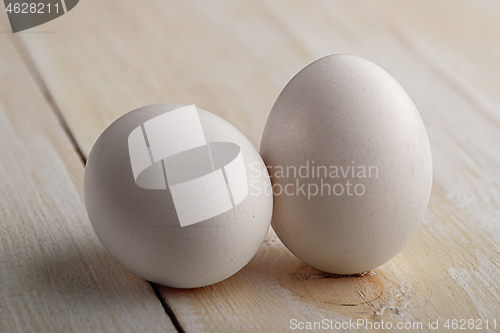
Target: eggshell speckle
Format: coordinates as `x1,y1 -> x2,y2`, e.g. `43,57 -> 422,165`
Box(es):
260,55 -> 432,274
84,104 -> 272,288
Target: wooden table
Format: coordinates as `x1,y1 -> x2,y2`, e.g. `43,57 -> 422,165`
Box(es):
1,1 -> 499,332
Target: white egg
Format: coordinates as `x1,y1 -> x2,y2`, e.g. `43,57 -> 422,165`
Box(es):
260,54 -> 432,274
84,104 -> 272,288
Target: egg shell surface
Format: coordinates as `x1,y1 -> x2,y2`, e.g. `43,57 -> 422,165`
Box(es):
84,104 -> 273,288
260,54 -> 432,274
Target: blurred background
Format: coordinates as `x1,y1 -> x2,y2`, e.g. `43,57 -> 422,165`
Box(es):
4,0 -> 499,154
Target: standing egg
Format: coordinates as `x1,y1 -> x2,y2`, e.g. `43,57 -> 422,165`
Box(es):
260,54 -> 432,274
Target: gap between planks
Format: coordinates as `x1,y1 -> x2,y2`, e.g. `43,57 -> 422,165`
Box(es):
7,31 -> 188,333
7,33 -> 87,165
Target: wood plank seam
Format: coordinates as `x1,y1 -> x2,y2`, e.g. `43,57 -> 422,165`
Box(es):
5,29 -> 188,333
151,283 -> 187,333
8,33 -> 87,165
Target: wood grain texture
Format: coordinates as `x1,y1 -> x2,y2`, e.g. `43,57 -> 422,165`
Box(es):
0,17 -> 176,333
7,0 -> 500,332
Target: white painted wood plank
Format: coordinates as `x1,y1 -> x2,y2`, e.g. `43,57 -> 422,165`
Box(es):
0,19 -> 176,333
11,0 -> 500,331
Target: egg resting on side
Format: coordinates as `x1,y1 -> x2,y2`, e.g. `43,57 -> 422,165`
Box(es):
260,54 -> 432,274
84,104 -> 272,288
